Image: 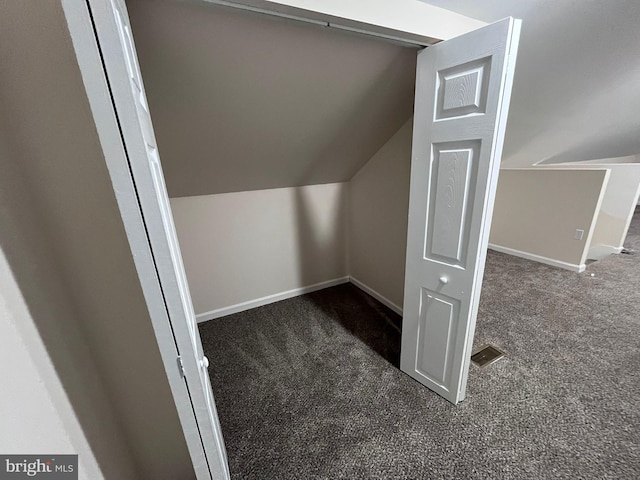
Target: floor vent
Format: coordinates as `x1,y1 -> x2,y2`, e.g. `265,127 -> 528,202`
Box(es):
471,344 -> 505,368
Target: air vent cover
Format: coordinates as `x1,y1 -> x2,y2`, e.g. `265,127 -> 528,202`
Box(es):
471,344 -> 505,368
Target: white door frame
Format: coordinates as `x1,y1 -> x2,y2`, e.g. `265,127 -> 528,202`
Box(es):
62,0 -> 509,477
62,1 -> 229,479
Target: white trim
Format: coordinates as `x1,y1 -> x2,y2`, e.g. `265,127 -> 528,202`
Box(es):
200,0 -> 486,46
203,0 -> 329,27
488,244 -> 586,273
594,245 -> 624,254
349,277 -> 403,315
587,244 -> 624,260
196,277 -> 350,322
579,169 -> 610,266
202,0 -> 433,47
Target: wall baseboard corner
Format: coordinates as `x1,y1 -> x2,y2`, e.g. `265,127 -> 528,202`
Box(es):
586,244 -> 625,261
348,276 -> 403,315
195,276 -> 350,323
488,243 -> 585,273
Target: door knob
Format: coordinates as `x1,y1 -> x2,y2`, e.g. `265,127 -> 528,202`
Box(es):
200,356 -> 210,369
439,276 -> 449,284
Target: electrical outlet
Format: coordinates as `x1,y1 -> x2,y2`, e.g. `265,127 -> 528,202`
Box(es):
574,229 -> 584,240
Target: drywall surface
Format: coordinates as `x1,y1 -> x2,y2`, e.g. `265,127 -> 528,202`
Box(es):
0,302 -> 67,452
0,252 -> 97,480
171,183 -> 348,316
541,164 -> 640,256
348,120 -> 413,309
0,2 -> 194,478
489,169 -> 609,268
258,0 -> 486,40
422,0 -> 640,167
0,120 -> 134,480
128,0 -> 416,196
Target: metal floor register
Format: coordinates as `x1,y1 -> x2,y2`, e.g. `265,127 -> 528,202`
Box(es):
471,345 -> 505,368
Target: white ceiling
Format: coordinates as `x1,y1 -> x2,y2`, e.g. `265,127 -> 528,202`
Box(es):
127,0 -> 417,197
422,0 -> 640,166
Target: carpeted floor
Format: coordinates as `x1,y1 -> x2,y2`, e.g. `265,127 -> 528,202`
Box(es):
200,208 -> 640,479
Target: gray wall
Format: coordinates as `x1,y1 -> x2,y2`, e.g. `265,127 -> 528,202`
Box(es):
538,164 -> 640,255
348,120 -> 413,309
170,119 -> 414,318
0,130 -> 125,480
170,121 -> 412,319
172,183 -> 348,317
0,2 -> 193,478
127,0 -> 416,196
489,169 -> 609,268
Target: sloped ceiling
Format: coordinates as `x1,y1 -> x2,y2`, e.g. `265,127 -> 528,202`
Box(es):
422,0 -> 640,167
127,0 -> 417,197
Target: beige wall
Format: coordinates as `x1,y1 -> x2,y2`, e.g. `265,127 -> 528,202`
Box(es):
171,183 -> 348,317
0,130 -> 137,479
540,164 -> 640,257
347,120 -> 413,309
171,121 -> 412,318
0,278 -> 76,456
489,169 -> 610,269
0,257 -> 105,480
129,0 -> 416,197
0,2 -> 193,478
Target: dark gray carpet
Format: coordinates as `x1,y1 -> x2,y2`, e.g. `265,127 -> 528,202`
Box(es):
200,208 -> 640,479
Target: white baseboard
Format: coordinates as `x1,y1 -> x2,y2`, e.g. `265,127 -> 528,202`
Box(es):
349,276 -> 403,315
196,276 -> 350,323
587,244 -> 624,261
195,247 -> 589,323
488,244 -> 586,273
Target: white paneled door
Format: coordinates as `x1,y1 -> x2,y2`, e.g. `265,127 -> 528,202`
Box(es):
401,18 -> 521,404
74,0 -> 231,478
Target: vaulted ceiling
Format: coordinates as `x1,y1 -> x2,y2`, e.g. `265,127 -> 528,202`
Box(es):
421,0 -> 640,166
127,0 -> 419,197
129,0 -> 640,196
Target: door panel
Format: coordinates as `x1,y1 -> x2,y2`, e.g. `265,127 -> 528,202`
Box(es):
416,289 -> 458,386
91,0 -> 231,478
401,18 -> 521,404
427,141 -> 479,265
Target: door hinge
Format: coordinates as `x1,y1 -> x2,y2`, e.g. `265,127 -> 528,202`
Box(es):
177,355 -> 185,378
